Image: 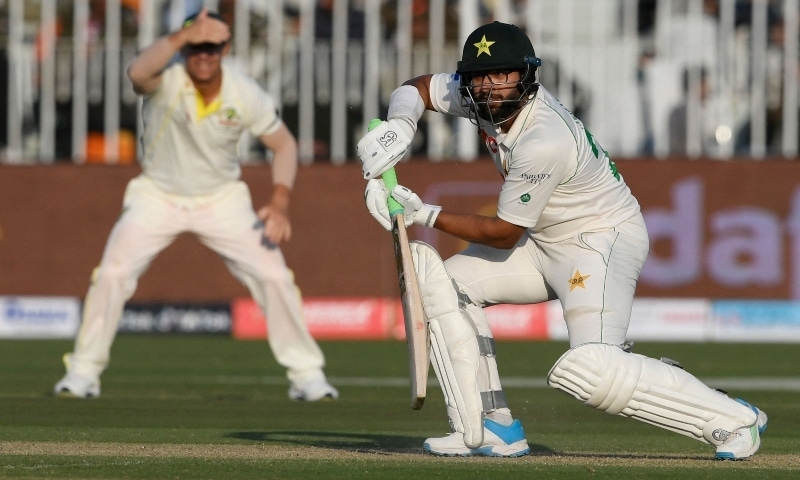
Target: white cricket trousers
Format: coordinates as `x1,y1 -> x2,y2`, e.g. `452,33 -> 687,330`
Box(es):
65,176 -> 326,385
445,214 -> 650,347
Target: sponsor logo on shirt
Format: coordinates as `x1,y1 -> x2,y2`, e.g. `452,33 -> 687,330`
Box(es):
520,173 -> 551,184
218,108 -> 240,126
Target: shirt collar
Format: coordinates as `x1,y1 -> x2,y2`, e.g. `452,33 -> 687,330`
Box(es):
498,94 -> 538,148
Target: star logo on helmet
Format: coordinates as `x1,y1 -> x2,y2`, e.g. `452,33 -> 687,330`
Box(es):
473,35 -> 495,57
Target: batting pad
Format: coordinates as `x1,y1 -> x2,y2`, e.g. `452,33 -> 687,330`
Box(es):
547,343 -> 758,445
410,241 -> 486,448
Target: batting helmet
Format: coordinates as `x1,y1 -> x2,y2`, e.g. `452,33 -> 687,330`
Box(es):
457,22 -> 541,76
456,22 -> 542,126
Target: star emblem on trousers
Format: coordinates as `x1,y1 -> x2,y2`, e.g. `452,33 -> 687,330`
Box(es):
568,270 -> 591,291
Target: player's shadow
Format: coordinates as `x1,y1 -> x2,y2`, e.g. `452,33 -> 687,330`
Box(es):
226,431 -> 420,453
544,451 -> 713,461
225,430 -> 557,455
226,432 -> 710,460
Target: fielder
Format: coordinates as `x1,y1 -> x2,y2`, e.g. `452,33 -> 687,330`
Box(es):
357,21 -> 766,459
54,8 -> 337,402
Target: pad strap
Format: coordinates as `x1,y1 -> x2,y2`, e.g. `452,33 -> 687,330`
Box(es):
476,335 -> 496,356
481,390 -> 509,410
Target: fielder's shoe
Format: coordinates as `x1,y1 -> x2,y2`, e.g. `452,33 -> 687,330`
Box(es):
423,418 -> 530,457
715,398 -> 768,460
288,375 -> 338,402
54,372 -> 101,399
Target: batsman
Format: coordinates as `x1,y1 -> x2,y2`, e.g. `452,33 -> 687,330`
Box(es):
356,21 -> 767,459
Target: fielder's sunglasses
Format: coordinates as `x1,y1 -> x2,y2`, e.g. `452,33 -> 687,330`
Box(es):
185,42 -> 226,55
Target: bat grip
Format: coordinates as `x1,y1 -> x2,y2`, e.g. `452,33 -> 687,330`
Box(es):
382,168 -> 404,217
368,118 -> 404,218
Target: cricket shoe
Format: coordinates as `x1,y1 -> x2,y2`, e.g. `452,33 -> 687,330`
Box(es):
54,372 -> 101,399
423,418 -> 530,457
714,398 -> 768,460
288,375 -> 338,402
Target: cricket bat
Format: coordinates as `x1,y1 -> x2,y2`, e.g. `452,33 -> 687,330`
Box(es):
369,119 -> 429,410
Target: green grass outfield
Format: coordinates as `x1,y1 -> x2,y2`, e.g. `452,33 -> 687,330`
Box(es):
1,337 -> 798,479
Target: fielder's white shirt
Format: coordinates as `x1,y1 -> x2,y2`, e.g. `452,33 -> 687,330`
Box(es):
428,73 -> 641,243
139,63 -> 282,196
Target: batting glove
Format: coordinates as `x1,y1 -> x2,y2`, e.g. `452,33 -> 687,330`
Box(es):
364,178 -> 392,230
391,185 -> 442,228
357,119 -> 414,180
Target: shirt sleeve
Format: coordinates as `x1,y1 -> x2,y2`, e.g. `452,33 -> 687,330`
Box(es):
146,63 -> 183,101
428,73 -> 471,118
239,76 -> 282,137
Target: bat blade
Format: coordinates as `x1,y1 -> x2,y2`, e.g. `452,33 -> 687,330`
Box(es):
366,117 -> 428,410
391,216 -> 429,410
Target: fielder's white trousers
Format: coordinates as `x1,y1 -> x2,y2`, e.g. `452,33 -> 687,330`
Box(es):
445,214 -> 650,347
65,175 -> 326,385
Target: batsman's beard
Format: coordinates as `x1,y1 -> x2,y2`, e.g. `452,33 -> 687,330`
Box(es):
470,88 -> 529,125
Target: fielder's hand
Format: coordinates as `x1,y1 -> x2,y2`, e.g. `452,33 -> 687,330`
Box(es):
182,7 -> 231,45
357,119 -> 414,180
257,205 -> 291,244
391,185 -> 442,228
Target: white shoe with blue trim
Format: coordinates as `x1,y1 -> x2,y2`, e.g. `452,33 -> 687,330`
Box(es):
423,418 -> 530,457
715,398 -> 768,460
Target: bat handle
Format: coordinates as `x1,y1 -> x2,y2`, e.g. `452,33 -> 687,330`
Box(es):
368,119 -> 404,218
382,167 -> 404,217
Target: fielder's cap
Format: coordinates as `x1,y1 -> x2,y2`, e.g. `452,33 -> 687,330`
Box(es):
457,21 -> 542,74
182,10 -> 227,29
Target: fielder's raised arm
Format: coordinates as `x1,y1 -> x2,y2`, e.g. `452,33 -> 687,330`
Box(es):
127,8 -> 231,95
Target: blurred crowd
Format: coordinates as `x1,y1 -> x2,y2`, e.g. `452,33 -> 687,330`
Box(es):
0,0 -> 797,163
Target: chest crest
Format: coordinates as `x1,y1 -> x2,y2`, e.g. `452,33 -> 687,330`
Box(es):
481,130 -> 509,176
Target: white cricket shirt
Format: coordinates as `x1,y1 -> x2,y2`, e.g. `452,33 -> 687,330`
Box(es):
139,63 -> 282,196
429,73 -> 641,243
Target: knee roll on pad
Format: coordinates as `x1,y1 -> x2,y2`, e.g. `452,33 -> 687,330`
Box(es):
410,241 -> 506,448
546,343 -> 758,445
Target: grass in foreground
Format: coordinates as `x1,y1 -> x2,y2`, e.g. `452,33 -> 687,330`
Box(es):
0,337 -> 798,479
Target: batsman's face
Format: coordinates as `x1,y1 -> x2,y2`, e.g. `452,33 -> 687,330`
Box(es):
468,70 -> 524,121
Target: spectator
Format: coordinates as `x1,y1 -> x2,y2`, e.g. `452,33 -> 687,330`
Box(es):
639,0 -> 727,156
381,0 -> 460,42
668,66 -> 716,156
736,7 -> 799,155
316,0 -> 365,39
35,0 -> 140,161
